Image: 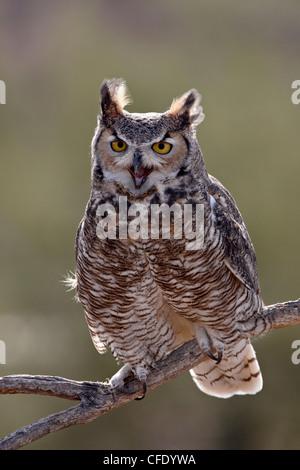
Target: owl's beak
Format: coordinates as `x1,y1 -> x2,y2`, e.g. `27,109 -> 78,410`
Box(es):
133,151 -> 142,174
128,152 -> 153,189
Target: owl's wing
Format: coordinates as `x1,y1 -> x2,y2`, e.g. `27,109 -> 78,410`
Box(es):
207,174 -> 260,294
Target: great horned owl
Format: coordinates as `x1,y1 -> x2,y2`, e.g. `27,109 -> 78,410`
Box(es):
74,78 -> 263,399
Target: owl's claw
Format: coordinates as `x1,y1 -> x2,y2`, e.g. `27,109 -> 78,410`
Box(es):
110,363 -> 148,399
135,378 -> 147,400
216,349 -> 223,364
110,363 -> 134,394
114,378 -> 147,400
194,325 -> 224,365
206,349 -> 223,364
114,384 -> 136,395
134,365 -> 148,400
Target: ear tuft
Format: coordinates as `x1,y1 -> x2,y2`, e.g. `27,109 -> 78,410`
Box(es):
100,78 -> 131,126
169,89 -> 204,128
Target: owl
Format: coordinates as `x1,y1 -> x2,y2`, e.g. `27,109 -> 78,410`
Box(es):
74,78 -> 263,399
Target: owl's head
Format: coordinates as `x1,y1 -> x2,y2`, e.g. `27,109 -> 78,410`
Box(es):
92,78 -> 205,196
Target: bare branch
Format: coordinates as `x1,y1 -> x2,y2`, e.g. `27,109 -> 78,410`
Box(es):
238,298 -> 300,336
0,298 -> 299,450
0,339 -> 204,450
257,298 -> 300,331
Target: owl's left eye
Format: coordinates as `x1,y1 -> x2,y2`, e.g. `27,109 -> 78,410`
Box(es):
152,141 -> 172,155
111,139 -> 128,152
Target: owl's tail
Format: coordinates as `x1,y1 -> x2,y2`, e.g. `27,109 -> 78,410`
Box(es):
190,340 -> 262,398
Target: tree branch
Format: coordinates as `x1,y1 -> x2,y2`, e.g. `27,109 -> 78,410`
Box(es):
0,298 -> 299,450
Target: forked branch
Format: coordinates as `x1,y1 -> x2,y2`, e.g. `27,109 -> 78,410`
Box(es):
0,298 -> 299,450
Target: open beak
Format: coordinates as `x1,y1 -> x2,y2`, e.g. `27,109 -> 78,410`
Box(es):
127,151 -> 153,189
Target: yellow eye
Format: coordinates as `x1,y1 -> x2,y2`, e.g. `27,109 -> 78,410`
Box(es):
111,139 -> 127,152
152,141 -> 172,155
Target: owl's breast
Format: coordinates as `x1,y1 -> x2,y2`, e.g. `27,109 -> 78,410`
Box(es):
142,216 -> 260,327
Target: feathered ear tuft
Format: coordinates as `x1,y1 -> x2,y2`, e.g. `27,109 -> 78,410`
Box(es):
100,78 -> 131,127
168,89 -> 204,128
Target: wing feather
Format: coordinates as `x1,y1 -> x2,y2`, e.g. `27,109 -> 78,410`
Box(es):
208,175 -> 260,294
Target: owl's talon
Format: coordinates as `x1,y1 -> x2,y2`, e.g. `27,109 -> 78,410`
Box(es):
115,384 -> 136,395
195,325 -> 224,365
110,363 -> 134,394
135,378 -> 147,400
205,350 -> 219,362
204,348 -> 223,364
135,394 -> 145,400
216,349 -> 223,365
110,364 -> 148,399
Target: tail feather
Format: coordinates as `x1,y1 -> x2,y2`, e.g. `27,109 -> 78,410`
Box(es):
190,340 -> 262,398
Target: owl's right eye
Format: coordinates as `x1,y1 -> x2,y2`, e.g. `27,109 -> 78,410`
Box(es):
152,141 -> 172,155
111,139 -> 128,152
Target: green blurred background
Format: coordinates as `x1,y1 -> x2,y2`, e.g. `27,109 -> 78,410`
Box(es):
0,0 -> 299,450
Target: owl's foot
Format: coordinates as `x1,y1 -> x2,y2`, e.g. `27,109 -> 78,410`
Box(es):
109,363 -> 148,399
110,364 -> 135,394
205,348 -> 223,365
134,365 -> 148,400
194,325 -> 224,365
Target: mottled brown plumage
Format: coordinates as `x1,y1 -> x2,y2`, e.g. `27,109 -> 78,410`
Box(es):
74,78 -> 263,398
